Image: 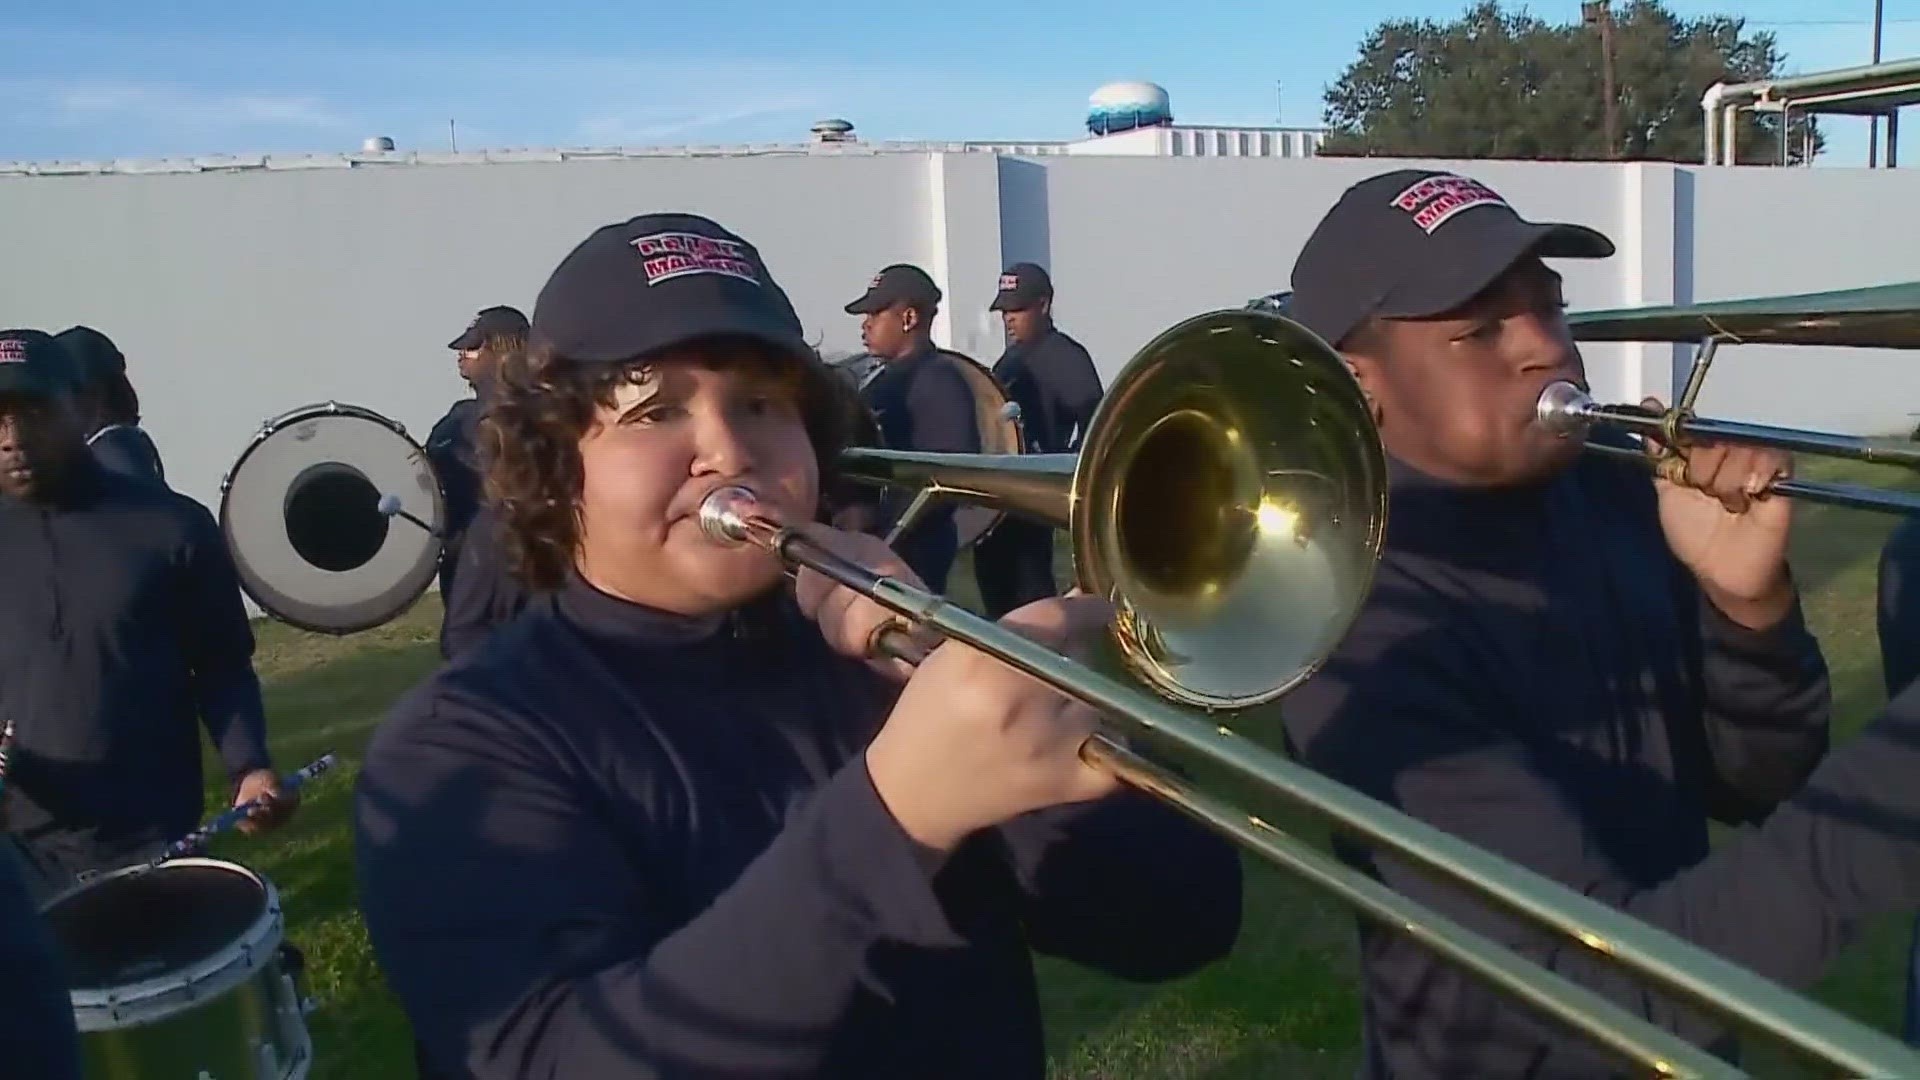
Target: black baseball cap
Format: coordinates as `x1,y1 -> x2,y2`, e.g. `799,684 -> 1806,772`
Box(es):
53,325 -> 126,385
989,262 -> 1053,312
844,264 -> 942,315
447,305 -> 530,351
1287,169 -> 1615,348
532,212 -> 810,365
0,329 -> 79,401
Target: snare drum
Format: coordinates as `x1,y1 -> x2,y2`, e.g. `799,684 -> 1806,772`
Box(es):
40,858 -> 314,1080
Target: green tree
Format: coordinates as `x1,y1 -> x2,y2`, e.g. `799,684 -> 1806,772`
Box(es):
1319,0 -> 1822,164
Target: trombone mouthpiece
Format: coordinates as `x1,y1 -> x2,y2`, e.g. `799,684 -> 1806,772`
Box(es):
1534,381 -> 1596,437
697,485 -> 762,546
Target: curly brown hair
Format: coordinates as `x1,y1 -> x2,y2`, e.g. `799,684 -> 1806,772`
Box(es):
477,336 -> 865,591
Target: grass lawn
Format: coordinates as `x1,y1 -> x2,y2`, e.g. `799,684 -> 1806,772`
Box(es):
198,454 -> 1920,1079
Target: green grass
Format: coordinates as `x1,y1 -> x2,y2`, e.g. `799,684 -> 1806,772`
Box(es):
196,455 -> 1920,1079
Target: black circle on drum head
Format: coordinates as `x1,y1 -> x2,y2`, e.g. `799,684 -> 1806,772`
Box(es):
43,864 -> 266,990
284,462 -> 390,573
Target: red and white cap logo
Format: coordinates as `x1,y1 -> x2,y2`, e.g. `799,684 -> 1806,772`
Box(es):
0,339 -> 27,364
630,232 -> 759,287
998,273 -> 1020,292
1390,174 -> 1508,235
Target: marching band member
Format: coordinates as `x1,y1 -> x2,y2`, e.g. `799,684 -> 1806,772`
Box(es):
0,328 -> 294,901
52,325 -> 165,485
427,304 -> 527,606
353,213 -> 1242,1080
1876,515 -> 1920,1043
974,262 -> 1103,618
842,263 -> 981,592
1276,170 -> 1920,1077
436,503 -> 531,660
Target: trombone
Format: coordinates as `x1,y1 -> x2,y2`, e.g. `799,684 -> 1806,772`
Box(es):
1548,285 -> 1920,515
699,308 -> 1920,1077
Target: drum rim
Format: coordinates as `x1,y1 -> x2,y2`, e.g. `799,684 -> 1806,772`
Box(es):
219,400 -> 447,635
48,857 -> 288,1031
933,348 -> 1025,549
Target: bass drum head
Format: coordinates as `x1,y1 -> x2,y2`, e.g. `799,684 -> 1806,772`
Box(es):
936,349 -> 1026,549
220,403 -> 445,635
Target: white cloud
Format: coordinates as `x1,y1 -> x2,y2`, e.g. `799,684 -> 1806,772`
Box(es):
19,82 -> 354,135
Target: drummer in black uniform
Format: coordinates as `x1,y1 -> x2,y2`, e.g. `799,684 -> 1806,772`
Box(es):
973,263 -> 1103,618
427,305 -> 527,602
0,329 -> 294,902
52,325 -> 165,486
843,265 -> 981,592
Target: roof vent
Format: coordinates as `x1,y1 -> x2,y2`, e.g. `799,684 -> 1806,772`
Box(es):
361,136 -> 396,153
810,119 -> 855,143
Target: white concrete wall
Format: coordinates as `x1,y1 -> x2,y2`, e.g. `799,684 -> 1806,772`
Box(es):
2,151 -> 1918,533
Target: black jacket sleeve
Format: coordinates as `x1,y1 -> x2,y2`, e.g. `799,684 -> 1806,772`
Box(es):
178,503 -> 272,780
354,690 -> 965,1080
0,847 -> 82,1080
439,509 -> 529,661
1041,337 -> 1103,452
995,790 -> 1242,981
1690,587 -> 1832,824
1879,516 -> 1920,697
1282,587 -> 1920,1076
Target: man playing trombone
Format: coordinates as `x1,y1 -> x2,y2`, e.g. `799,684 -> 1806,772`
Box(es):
1280,170 -> 1840,1077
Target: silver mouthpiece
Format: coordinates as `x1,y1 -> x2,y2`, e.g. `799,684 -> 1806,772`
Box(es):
697,485 -> 763,546
1534,381 -> 1596,437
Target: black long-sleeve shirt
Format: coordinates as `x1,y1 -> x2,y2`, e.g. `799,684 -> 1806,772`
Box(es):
0,461 -> 272,851
438,505 -> 530,661
856,347 -> 981,591
0,846 -> 81,1079
86,424 -> 165,486
1879,515 -> 1920,697
355,575 -> 1242,1079
992,327 -> 1103,454
426,397 -> 485,598
1280,443 -> 1849,1078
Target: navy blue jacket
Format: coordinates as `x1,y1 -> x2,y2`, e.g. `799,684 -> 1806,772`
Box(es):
87,424 -> 165,486
992,327 -> 1103,454
426,397 -> 485,596
437,505 -> 530,661
355,576 -> 1241,1079
1879,515 -> 1920,697
857,347 -> 981,590
0,846 -> 81,1079
0,460 -> 271,851
1271,439 -> 1920,1077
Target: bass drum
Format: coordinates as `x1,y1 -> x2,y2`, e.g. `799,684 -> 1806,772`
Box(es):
935,348 -> 1025,548
219,402 -> 446,635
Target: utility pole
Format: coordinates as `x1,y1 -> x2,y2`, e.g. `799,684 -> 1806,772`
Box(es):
1276,81 -> 1285,126
1582,0 -> 1621,159
1871,0 -> 1886,167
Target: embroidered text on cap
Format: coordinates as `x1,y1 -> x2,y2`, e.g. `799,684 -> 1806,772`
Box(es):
631,232 -> 759,287
0,340 -> 26,363
998,273 -> 1019,291
1391,174 -> 1508,235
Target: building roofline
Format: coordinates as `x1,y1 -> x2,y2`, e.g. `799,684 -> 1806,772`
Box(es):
0,123 -> 1331,178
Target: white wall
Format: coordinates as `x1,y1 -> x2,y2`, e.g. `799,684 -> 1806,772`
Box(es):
2,151 -> 1919,532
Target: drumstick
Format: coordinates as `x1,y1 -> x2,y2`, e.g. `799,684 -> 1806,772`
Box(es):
376,493 -> 443,538
139,753 -> 338,870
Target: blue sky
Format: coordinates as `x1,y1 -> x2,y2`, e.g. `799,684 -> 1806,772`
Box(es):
5,1 -> 1915,166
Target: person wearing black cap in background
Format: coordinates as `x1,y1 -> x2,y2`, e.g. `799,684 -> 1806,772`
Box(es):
429,305 -> 530,658
1272,169 -> 1920,1077
842,263 -> 982,592
973,262 -> 1103,618
52,325 -> 165,485
0,329 -> 294,903
353,214 -> 1241,1080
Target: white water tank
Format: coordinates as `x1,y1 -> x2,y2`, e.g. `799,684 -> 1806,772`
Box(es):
1087,81 -> 1173,136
